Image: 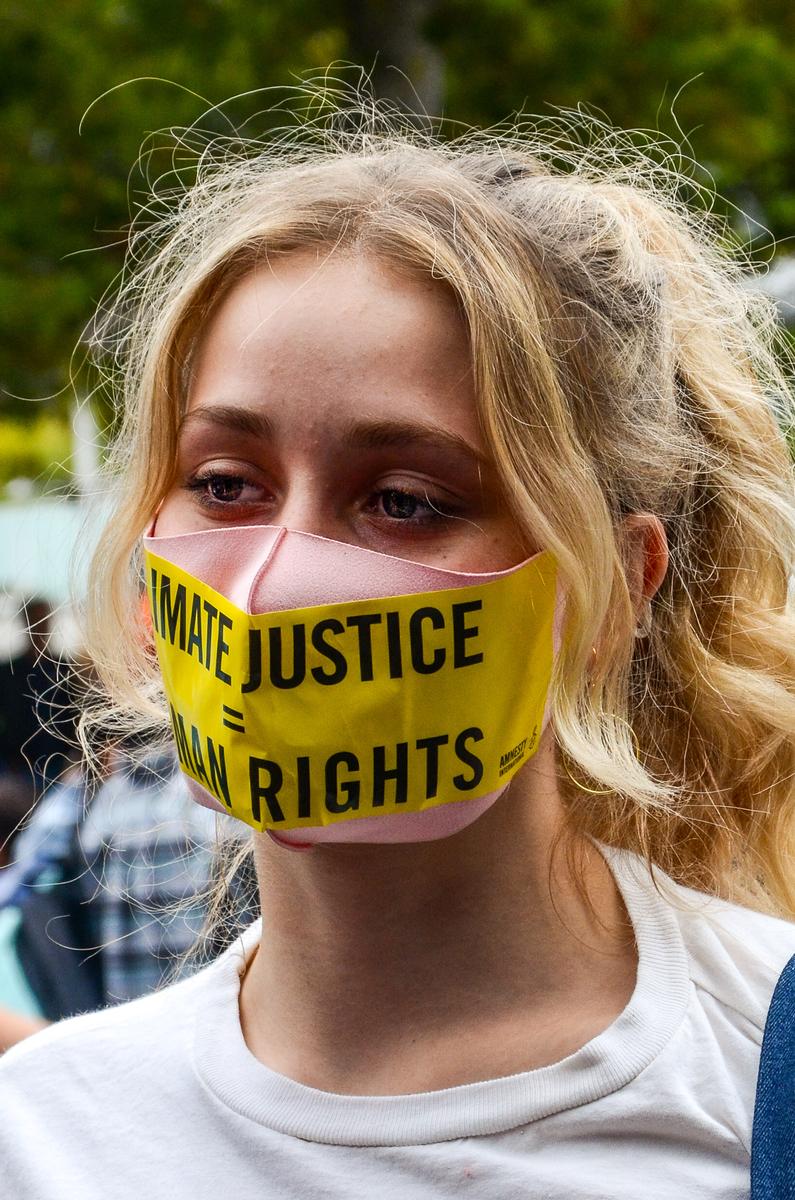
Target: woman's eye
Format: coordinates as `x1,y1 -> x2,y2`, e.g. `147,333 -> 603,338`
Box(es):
380,489 -> 422,520
185,472 -> 265,507
208,476 -> 246,502
370,487 -> 456,526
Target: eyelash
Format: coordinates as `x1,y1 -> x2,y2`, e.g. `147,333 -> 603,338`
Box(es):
185,473 -> 261,507
364,487 -> 457,526
183,471 -> 459,528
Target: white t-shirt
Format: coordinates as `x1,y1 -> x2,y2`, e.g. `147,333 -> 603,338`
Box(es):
2,845 -> 795,1200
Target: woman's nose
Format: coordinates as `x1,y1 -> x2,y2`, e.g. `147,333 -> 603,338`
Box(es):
274,481 -> 351,545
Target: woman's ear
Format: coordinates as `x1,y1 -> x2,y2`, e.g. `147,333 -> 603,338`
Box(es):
620,514 -> 669,630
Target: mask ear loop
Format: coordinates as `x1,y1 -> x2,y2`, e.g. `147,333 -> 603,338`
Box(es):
634,601 -> 653,639
145,499 -> 164,538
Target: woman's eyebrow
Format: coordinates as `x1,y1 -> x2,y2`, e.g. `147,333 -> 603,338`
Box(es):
341,418 -> 490,467
179,404 -> 274,439
179,405 -> 489,468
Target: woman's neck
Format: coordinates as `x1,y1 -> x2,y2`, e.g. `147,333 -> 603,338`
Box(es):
238,735 -> 637,1095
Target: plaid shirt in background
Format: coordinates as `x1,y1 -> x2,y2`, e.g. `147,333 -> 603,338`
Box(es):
3,751 -> 257,1012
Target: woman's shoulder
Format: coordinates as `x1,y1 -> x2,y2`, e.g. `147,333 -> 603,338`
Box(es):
652,868 -> 795,1035
0,923 -> 256,1101
0,966 -> 197,1089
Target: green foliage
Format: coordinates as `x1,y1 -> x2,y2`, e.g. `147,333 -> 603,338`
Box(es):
0,0 -> 347,420
0,414 -> 72,490
430,0 -> 795,231
2,0 -> 795,435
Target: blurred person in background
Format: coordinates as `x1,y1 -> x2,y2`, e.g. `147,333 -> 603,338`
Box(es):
0,745 -> 257,1049
0,597 -> 80,827
0,586 -> 258,1048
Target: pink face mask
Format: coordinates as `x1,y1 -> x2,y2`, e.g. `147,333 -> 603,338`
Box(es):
143,524 -> 560,850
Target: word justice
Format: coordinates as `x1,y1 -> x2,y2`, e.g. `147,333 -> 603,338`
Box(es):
149,568 -> 485,691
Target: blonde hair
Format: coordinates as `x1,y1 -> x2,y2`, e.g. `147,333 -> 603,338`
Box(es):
83,99 -> 795,916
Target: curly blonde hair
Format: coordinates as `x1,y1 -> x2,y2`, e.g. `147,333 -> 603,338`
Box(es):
82,98 -> 795,916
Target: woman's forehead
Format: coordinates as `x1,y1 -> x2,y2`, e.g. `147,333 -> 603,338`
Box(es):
193,251 -> 466,362
185,252 -> 480,444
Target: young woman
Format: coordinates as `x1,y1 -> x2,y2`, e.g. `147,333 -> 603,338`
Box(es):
1,107 -> 794,1199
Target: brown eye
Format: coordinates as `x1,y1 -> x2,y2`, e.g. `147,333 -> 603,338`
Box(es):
380,489 -> 420,519
184,470 -> 267,510
207,475 -> 246,502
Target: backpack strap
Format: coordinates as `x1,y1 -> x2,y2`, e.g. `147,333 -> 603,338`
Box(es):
751,953 -> 795,1199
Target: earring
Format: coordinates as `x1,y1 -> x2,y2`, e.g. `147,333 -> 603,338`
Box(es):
561,756 -> 614,796
560,723 -> 642,796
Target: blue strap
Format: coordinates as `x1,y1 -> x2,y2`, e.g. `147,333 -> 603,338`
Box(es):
751,953 -> 795,1199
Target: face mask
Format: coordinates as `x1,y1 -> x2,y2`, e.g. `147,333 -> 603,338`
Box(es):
142,524 -> 560,849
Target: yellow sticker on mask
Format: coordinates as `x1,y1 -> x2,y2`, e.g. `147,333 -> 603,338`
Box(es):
144,548 -> 558,832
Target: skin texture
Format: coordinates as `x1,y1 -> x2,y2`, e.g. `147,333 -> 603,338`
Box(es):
156,249 -> 668,1095
0,1007 -> 47,1053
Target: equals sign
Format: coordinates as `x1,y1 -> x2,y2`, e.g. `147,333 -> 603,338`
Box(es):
222,705 -> 246,733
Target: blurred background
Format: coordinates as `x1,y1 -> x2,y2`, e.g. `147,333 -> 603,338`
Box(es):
2,0 -> 795,770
